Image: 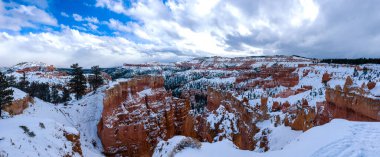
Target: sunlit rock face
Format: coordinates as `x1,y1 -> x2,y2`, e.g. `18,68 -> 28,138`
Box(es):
325,88 -> 380,121
97,75 -> 265,156
96,56 -> 380,154
98,76 -> 195,156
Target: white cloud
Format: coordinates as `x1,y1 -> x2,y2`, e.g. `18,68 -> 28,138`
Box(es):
94,0 -> 321,57
0,1 -> 57,31
95,0 -> 380,59
84,17 -> 99,24
73,13 -> 99,24
95,0 -> 128,15
2,0 -> 380,68
0,27 -> 192,67
85,23 -> 98,31
105,18 -> 132,32
72,13 -> 83,22
61,12 -> 69,18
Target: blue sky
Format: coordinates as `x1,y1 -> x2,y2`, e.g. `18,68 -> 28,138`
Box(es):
0,0 -> 380,67
5,0 -> 133,36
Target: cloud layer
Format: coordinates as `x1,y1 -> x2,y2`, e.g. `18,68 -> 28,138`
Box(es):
1,0 -> 380,67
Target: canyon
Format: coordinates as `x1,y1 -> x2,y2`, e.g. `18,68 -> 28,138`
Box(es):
1,56 -> 380,157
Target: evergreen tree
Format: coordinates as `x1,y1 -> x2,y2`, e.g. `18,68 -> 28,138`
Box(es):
89,65 -> 104,92
0,72 -> 14,118
28,82 -> 50,102
61,87 -> 71,103
18,72 -> 29,91
353,68 -> 359,77
69,63 -> 87,100
363,67 -> 368,75
6,75 -> 17,87
50,85 -> 60,104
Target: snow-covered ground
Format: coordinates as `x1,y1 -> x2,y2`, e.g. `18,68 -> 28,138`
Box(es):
176,119 -> 380,157
0,88 -> 105,157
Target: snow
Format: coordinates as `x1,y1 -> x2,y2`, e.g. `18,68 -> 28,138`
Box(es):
0,117 -> 81,157
177,119 -> 380,157
0,87 -> 106,157
153,136 -> 188,157
138,88 -> 153,97
206,106 -> 238,141
370,83 -> 380,97
177,140 -> 253,157
255,119 -> 302,151
11,88 -> 27,100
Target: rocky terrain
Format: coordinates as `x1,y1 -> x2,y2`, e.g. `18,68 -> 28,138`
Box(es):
1,55 -> 380,157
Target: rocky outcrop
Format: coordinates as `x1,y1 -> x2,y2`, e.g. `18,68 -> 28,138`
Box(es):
2,95 -> 33,115
64,131 -> 83,157
289,106 -> 316,131
325,88 -> 380,121
205,87 -> 261,150
368,82 -> 376,90
322,72 -> 331,83
98,76 -> 195,157
98,75 -> 267,156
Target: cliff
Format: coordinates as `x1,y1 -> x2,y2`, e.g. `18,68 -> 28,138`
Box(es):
97,76 -> 195,157
325,88 -> 380,121
97,76 -> 266,156
2,88 -> 34,115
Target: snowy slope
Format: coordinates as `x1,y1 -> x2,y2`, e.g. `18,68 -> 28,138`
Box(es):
0,88 -> 106,157
176,119 -> 380,157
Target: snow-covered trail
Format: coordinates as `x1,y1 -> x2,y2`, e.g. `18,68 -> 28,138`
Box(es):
311,123 -> 380,157
177,119 -> 380,157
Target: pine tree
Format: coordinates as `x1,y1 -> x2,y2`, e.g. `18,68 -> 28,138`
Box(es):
28,82 -> 50,102
61,87 -> 71,103
69,63 -> 87,100
6,75 -> 17,87
18,72 -> 29,91
89,65 -> 104,92
353,68 -> 359,77
0,72 -> 14,118
50,85 -> 60,104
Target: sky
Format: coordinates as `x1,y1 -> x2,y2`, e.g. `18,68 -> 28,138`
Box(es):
0,0 -> 380,67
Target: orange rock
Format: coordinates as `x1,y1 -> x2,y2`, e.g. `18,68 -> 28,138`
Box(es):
367,82 -> 376,90
64,131 -> 83,157
271,101 -> 281,112
2,95 -> 33,115
325,88 -> 380,121
322,72 -> 331,84
98,76 -> 262,156
290,107 -> 316,131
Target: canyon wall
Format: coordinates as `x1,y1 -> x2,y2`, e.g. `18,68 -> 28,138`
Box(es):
2,95 -> 33,115
325,88 -> 380,121
97,76 -> 266,156
98,76 -> 195,157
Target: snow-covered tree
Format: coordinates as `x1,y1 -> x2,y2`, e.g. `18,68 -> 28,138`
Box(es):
89,65 -> 104,92
0,72 -> 14,118
69,63 -> 87,100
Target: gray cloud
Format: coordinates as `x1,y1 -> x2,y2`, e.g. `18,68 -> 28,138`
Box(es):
110,0 -> 380,58
1,0 -> 380,68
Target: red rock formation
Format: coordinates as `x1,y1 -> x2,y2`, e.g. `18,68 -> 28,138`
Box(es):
368,82 -> 376,90
64,131 -> 83,157
98,76 -> 264,156
290,106 -> 316,131
2,95 -> 33,115
206,87 -> 261,150
322,72 -> 331,83
271,102 -> 281,112
98,76 -> 195,157
325,88 -> 380,121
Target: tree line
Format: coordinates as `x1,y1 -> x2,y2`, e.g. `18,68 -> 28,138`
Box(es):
320,58 -> 380,65
0,64 -> 105,118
